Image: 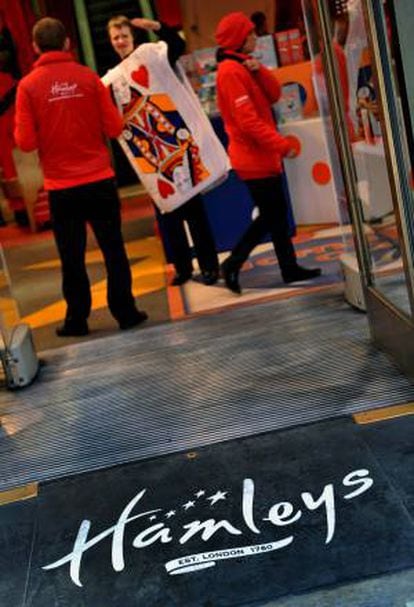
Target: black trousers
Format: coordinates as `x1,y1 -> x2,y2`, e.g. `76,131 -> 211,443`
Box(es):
49,178 -> 138,324
229,175 -> 297,273
158,194 -> 219,276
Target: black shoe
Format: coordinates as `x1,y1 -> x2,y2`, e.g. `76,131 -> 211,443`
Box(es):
171,272 -> 192,286
119,310 -> 148,330
282,265 -> 321,284
56,320 -> 89,337
221,259 -> 242,294
201,269 -> 219,286
14,210 -> 29,227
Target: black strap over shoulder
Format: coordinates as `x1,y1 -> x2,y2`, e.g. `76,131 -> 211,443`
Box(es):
216,48 -> 246,64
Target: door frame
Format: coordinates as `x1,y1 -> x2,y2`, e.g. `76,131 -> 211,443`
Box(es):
313,0 -> 414,381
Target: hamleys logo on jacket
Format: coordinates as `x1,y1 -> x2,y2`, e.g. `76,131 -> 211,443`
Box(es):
49,81 -> 84,102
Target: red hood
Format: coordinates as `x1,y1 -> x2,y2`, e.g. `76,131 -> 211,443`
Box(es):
215,12 -> 254,51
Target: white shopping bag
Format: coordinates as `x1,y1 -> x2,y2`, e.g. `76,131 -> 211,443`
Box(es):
102,42 -> 230,213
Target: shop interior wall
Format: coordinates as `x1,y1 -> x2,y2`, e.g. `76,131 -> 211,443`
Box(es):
37,0 -> 81,56
179,0 -> 276,51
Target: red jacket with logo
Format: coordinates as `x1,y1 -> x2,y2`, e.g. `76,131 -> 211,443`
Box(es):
14,51 -> 123,190
216,52 -> 292,180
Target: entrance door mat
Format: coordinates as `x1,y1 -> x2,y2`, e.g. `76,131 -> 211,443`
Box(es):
3,418 -> 414,606
1,291 -> 414,492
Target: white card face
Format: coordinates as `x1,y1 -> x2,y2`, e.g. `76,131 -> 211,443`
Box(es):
103,43 -> 229,212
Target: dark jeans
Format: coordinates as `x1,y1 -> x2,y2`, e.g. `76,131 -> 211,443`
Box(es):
158,194 -> 219,276
49,178 -> 138,324
229,175 -> 297,272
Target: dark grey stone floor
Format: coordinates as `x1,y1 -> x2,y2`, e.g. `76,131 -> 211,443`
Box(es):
260,567 -> 414,607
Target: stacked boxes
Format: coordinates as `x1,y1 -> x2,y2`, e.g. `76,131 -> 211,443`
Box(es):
275,29 -> 305,66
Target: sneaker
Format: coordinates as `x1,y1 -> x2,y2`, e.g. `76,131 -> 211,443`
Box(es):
282,266 -> 321,284
56,320 -> 89,337
171,272 -> 192,286
201,269 -> 219,286
119,310 -> 148,330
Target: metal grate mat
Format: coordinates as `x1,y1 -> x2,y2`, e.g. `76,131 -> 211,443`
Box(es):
0,289 -> 413,491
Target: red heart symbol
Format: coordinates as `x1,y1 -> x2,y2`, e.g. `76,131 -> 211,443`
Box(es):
131,65 -> 149,88
158,178 -> 175,199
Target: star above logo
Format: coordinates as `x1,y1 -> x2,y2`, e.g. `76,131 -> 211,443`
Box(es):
165,510 -> 176,519
183,500 -> 195,511
195,490 -> 205,499
207,491 -> 227,505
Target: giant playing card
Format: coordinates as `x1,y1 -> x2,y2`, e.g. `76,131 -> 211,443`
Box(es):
103,42 -> 229,212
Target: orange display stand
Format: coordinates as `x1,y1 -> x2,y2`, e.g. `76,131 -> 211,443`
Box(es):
272,61 -> 318,117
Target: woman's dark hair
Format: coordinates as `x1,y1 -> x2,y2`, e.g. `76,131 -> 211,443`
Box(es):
250,11 -> 268,35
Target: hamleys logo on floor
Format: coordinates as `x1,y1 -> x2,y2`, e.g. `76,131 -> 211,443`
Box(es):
49,81 -> 83,101
42,469 -> 374,587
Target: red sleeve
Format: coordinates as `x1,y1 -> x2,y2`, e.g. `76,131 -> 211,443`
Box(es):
96,76 -> 123,139
218,69 -> 291,157
333,42 -> 350,112
14,83 -> 38,152
254,66 -> 282,104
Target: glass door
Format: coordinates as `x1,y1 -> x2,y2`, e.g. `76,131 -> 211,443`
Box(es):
302,0 -> 414,380
0,244 -> 20,339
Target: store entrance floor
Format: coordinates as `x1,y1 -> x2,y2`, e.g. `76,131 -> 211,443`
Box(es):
0,191 -> 412,604
1,183 -> 402,352
0,288 -> 414,605
0,191 -> 172,351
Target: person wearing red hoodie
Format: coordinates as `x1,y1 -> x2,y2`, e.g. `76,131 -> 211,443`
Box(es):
14,17 -> 148,337
215,12 -> 321,294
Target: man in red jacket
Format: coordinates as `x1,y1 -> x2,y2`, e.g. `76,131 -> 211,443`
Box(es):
14,17 -> 147,336
215,12 -> 321,293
